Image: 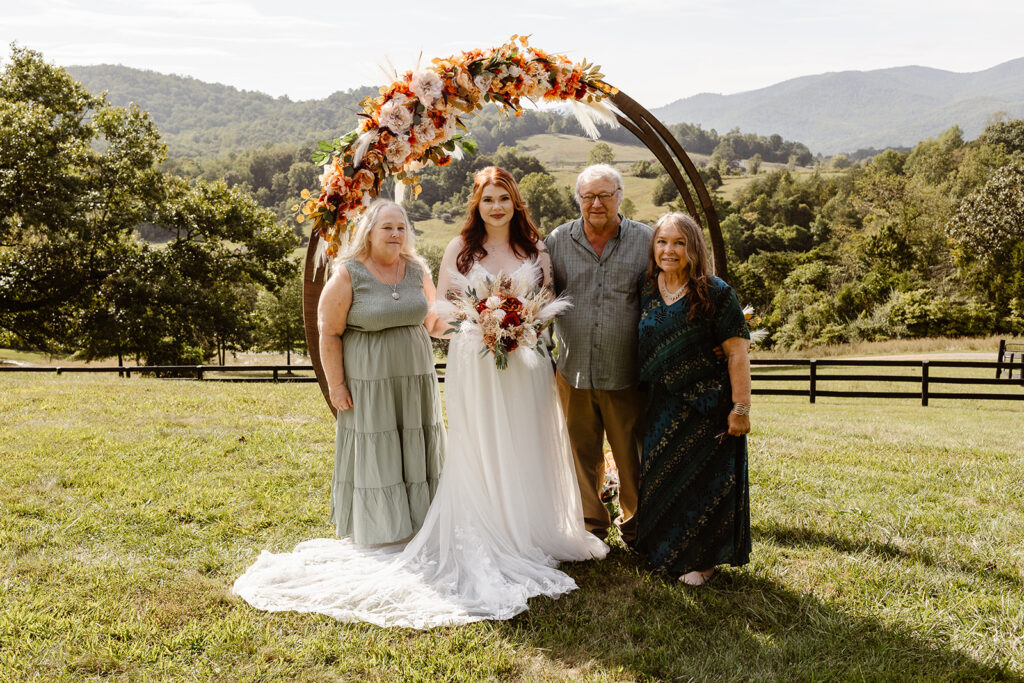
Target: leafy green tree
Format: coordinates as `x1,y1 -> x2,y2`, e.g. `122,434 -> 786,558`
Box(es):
747,154 -> 762,175
830,154 -> 852,170
712,138 -> 737,164
0,46 -> 165,349
145,175 -> 298,364
403,198 -> 432,222
904,126 -> 964,185
983,119 -> 1024,156
854,160 -> 952,278
519,172 -> 577,231
946,164 -> 1024,314
254,266 -> 307,365
0,47 -> 300,362
587,142 -> 615,166
869,149 -> 906,176
620,197 -> 637,220
652,175 -> 680,206
630,160 -> 659,178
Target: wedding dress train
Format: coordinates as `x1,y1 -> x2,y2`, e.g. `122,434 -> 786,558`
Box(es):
233,263 -> 607,628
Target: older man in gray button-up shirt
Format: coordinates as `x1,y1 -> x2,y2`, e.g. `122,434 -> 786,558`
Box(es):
545,164 -> 652,545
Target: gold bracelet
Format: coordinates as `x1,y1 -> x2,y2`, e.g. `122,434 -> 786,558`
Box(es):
731,402 -> 751,416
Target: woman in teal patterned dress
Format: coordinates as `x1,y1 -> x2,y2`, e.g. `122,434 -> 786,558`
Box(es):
317,200 -> 446,545
634,212 -> 752,586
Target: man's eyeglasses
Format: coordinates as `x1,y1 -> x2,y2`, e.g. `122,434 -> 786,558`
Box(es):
579,191 -> 619,204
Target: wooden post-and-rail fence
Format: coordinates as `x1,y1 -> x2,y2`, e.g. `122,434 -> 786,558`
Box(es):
3,358 -> 1023,405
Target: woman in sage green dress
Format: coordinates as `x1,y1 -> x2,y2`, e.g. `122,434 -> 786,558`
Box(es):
634,212 -> 752,586
317,200 -> 446,545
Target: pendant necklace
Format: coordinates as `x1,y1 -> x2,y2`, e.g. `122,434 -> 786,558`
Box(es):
368,258 -> 402,301
661,274 -> 686,303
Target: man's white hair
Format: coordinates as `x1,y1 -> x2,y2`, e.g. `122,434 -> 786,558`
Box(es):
574,164 -> 623,205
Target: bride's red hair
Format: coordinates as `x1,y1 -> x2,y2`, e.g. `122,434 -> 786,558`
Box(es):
457,167 -> 541,274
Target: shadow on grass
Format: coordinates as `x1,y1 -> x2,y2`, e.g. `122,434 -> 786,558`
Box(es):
498,548 -> 1021,681
758,522 -> 1023,589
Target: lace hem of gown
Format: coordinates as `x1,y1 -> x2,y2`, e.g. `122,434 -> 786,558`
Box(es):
234,263 -> 607,629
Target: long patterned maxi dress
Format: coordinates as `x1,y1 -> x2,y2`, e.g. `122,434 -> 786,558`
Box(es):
634,275 -> 751,575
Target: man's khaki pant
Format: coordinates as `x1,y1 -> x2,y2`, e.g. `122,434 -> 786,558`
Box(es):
556,373 -> 643,543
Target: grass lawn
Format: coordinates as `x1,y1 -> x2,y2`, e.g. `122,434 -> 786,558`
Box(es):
2,373 -> 1021,681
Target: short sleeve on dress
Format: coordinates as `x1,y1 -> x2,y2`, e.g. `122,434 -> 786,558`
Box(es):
714,282 -> 750,344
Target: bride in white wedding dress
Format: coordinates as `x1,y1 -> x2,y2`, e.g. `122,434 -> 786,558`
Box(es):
233,167 -> 607,628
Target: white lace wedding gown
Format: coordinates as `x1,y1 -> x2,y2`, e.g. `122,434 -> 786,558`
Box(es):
233,262 -> 607,628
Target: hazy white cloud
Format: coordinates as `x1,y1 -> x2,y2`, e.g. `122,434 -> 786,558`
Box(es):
2,0 -> 1022,106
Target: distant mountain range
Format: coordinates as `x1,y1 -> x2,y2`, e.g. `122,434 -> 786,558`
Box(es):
67,65 -> 374,158
652,59 -> 1024,154
69,58 -> 1024,158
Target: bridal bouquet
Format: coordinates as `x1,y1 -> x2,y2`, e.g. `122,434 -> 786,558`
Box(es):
443,262 -> 570,370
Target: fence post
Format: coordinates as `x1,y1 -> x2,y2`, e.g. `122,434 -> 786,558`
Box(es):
997,339 -> 1005,379
125,368 -> 131,378
196,365 -> 204,381
809,360 -> 817,404
921,360 -> 929,407
55,367 -> 62,376
273,368 -> 279,382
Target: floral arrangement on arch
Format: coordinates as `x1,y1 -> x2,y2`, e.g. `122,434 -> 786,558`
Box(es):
295,35 -> 619,262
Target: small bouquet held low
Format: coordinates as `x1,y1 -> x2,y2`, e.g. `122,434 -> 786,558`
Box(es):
442,261 -> 570,370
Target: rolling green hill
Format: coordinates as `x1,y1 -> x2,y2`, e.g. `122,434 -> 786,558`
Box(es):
67,65 -> 375,158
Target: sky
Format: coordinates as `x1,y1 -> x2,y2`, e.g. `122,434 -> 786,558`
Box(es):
2,0 -> 1022,108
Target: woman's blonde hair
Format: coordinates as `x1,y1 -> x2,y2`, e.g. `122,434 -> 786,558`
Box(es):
340,199 -> 429,274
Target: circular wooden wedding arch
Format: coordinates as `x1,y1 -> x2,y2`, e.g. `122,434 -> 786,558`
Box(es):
303,89 -> 725,414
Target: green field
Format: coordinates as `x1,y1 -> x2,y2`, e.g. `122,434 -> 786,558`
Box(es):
516,133 -> 665,169
1,372 -> 1021,680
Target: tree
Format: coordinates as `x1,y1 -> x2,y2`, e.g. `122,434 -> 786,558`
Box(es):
830,154 -> 852,170
1,45 -> 165,350
747,154 -> 762,175
983,119 -> 1024,157
652,175 -> 680,206
254,266 -> 307,365
712,139 -> 737,165
403,198 -> 432,221
143,175 -> 298,365
630,159 -> 659,178
519,172 -> 577,231
946,164 -> 1024,312
620,197 -> 637,219
870,149 -> 906,176
0,46 -> 299,362
587,142 -> 615,166
904,126 -> 963,186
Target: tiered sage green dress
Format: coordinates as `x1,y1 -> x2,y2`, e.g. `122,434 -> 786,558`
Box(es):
330,258 -> 445,545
